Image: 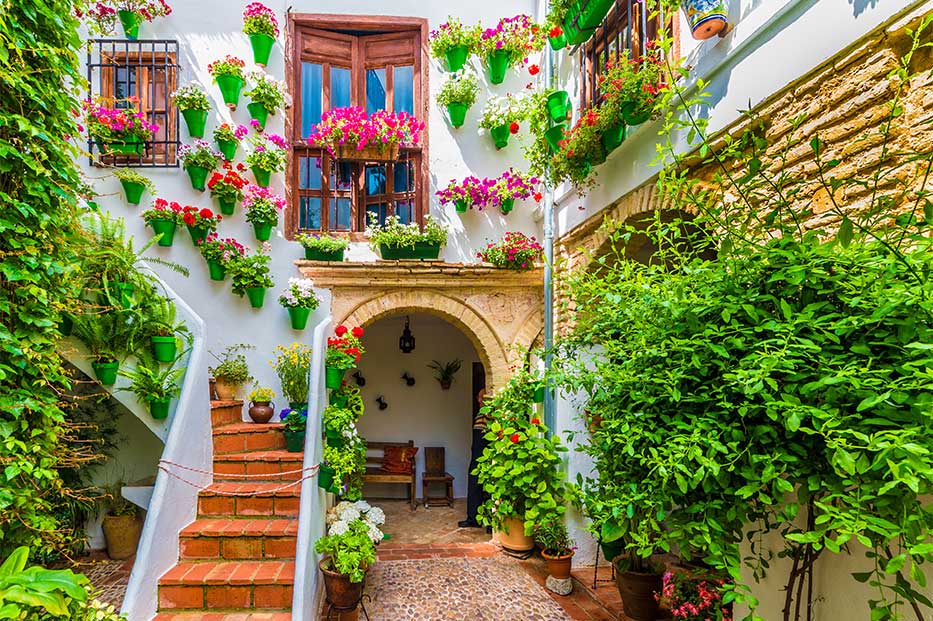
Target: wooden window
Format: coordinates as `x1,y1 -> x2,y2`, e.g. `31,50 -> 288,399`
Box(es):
577,0 -> 675,109
287,15 -> 428,237
88,40 -> 180,167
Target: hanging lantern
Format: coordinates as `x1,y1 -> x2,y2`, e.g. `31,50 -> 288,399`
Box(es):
399,316 -> 416,353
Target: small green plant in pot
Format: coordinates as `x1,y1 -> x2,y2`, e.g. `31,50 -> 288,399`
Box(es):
366,213 -> 448,260
209,344 -> 254,400
278,278 -> 320,331
228,245 -> 275,308
119,356 -> 185,420
272,342 -> 313,408
101,485 -> 142,560
280,407 -> 307,452
535,520 -> 576,580
140,198 -> 183,247
179,139 -> 222,191
212,123 -> 249,162
480,94 -> 527,150
244,71 -> 290,131
197,234 -> 246,282
140,292 -> 190,363
478,15 -> 545,84
429,17 -> 481,72
323,404 -> 359,448
71,311 -> 132,386
247,386 -> 275,423
296,232 -> 349,261
325,325 -> 365,389
428,358 -> 462,390
171,83 -> 211,138
245,132 -> 289,187
243,184 -> 286,242
437,69 -> 479,128
315,511 -> 377,611
113,168 -> 154,205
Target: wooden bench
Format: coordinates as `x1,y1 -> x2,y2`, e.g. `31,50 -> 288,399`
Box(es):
363,441 -> 417,510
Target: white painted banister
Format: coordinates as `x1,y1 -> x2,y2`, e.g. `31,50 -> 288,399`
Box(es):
291,315 -> 332,620
121,274 -> 211,621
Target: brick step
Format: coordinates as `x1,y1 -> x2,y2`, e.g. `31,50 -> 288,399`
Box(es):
212,423 -> 286,454
213,451 -> 305,482
211,401 -> 244,428
153,614 -> 291,621
198,482 -> 301,518
158,560 -> 294,611
180,519 -> 298,560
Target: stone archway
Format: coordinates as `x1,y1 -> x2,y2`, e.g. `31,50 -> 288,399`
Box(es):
297,261 -> 544,392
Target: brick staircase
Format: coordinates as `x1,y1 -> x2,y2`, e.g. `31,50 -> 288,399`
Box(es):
153,400 -> 302,621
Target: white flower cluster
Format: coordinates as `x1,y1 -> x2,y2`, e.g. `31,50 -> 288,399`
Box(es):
325,499 -> 386,544
279,277 -> 320,308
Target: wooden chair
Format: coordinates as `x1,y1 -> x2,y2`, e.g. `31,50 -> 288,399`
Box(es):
421,447 -> 454,508
363,441 -> 417,510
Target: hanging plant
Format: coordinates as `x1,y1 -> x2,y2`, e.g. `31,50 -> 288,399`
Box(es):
436,69 -> 479,128
244,132 -> 289,186
244,71 -> 291,130
429,18 -> 481,72
212,123 -> 248,161
140,198 -> 183,247
477,231 -> 543,270
180,205 -> 221,244
81,0 -> 172,39
171,83 -> 210,138
178,139 -> 222,191
243,2 -> 279,67
278,280 -> 320,331
296,233 -> 349,261
112,168 -> 154,205
84,97 -> 158,156
597,45 -> 667,134
208,55 -> 247,110
307,107 -> 424,161
243,184 -> 286,242
478,15 -> 544,85
197,234 -> 246,282
227,243 -> 274,308
436,176 -> 494,213
488,169 -> 540,213
207,162 -> 250,215
479,94 -> 527,150
547,106 -> 602,190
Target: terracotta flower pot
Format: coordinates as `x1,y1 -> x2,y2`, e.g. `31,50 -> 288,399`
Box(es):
497,516 -> 534,552
543,550 -> 574,580
615,566 -> 663,621
102,514 -> 142,560
320,558 -> 365,609
214,378 -> 240,400
248,401 -> 274,424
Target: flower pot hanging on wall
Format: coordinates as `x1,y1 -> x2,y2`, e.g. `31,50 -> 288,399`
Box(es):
117,10 -> 141,40
181,109 -> 208,138
249,33 -> 275,67
680,0 -> 729,40
486,49 -> 511,85
445,45 -> 469,72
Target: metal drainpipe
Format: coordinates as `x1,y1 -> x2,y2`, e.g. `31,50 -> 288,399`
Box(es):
543,31 -> 557,435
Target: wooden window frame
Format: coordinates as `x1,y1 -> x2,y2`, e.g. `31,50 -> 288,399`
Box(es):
286,14 -> 429,240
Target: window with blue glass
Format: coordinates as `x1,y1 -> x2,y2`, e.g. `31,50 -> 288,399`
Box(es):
290,19 -> 425,234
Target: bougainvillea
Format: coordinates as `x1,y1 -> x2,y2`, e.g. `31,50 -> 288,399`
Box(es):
242,2 -> 278,37
308,107 -> 425,157
477,232 -> 543,270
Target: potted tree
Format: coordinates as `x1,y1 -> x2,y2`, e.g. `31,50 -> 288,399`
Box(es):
113,168 -> 154,205
171,83 -> 211,138
243,184 -> 286,242
101,488 -> 142,560
535,520 -> 576,581
296,232 -> 349,261
243,2 -> 279,67
247,386 -> 275,423
429,17 -> 481,72
272,342 -> 313,409
119,357 -> 185,420
227,246 -> 275,308
245,132 -> 288,187
208,344 -> 253,400
179,140 -> 222,191
428,358 -> 462,390
209,55 -> 247,110
325,325 -> 365,389
437,69 -> 479,128
197,234 -> 246,282
366,213 -> 449,260
278,278 -> 320,331
281,407 -> 307,452
141,198 -> 183,247
244,71 -> 290,131
315,508 -> 378,614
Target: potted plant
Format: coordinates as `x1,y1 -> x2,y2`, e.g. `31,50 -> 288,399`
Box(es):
207,161 -> 250,215
178,139 -> 222,191
243,184 -> 286,241
101,489 -> 142,560
437,69 -> 479,128
227,244 -> 275,308
366,213 -> 449,260
243,2 -> 279,67
212,123 -> 249,161
436,175 -> 492,213
279,278 -> 320,331
281,407 -> 307,452
428,358 -> 462,390
597,46 -> 667,144
83,0 -> 172,40
247,386 -> 275,423
209,344 -> 253,400
681,0 -> 730,40
141,198 -> 182,247
197,234 -> 246,281
544,0 -> 576,49
296,232 -> 349,261
478,15 -> 544,84
84,97 -> 158,157
308,107 -> 424,161
546,89 -> 572,124
325,325 -> 365,390
478,231 -> 544,270
315,510 -> 377,612
429,17 -> 481,72
180,204 -> 221,244
140,293 -> 189,363
113,168 -> 154,205
323,438 -> 367,500
119,357 -> 184,419
535,520 -> 576,581
244,71 -> 290,131
171,83 -> 211,138
323,404 -> 359,448
245,132 -> 288,187
71,310 -> 135,386
562,0 -> 616,43
480,94 -> 527,150
547,106 -> 603,190
488,168 -> 539,213
209,55 -> 247,110
270,342 -> 313,411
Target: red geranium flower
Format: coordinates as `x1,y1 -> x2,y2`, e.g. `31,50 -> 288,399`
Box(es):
199,208 -> 214,219
531,417 -> 540,425
509,121 -> 520,134
183,213 -> 195,226
509,433 -> 520,443
335,325 -> 348,337
533,192 -> 543,202
549,26 -> 562,38
352,326 -> 364,338
528,64 -> 540,76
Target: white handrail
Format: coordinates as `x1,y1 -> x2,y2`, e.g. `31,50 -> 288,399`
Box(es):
291,315 -> 332,620
121,274 -> 211,621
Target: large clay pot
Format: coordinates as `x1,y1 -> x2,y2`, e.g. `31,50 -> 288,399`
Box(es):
102,514 -> 142,560
615,566 -> 663,621
214,378 -> 240,400
496,516 -> 534,552
248,401 -> 274,424
542,550 -> 574,580
320,558 -> 365,609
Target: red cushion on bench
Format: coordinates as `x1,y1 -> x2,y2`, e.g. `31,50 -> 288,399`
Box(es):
380,445 -> 417,474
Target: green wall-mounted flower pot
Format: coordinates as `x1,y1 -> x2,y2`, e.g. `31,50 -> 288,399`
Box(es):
245,287 -> 267,308
149,218 -> 176,247
181,109 -> 208,138
562,12 -> 596,45
533,383 -> 547,403
288,306 -> 312,330
120,179 -> 146,205
216,74 -> 244,110
149,397 -> 171,420
285,430 -> 306,453
304,247 -> 345,261
600,122 -> 626,153
218,198 -> 237,216
103,141 -> 144,157
445,45 -> 469,72
379,242 -> 441,260
206,259 -> 226,281
325,366 -> 346,390
151,335 -> 177,363
447,103 -> 468,128
544,124 -> 567,153
577,0 -> 616,29
248,102 -> 269,131
622,101 -> 652,126
217,139 -> 238,161
92,360 -> 120,386
490,124 -> 510,150
187,225 -> 208,245
455,199 -> 468,214
253,221 -> 273,242
118,10 -> 140,40
318,463 -> 337,487
546,91 -> 572,123
486,49 -> 511,84
549,32 -> 567,50
186,165 -> 209,191
500,198 -> 515,214
250,33 -> 275,67
252,167 -> 271,187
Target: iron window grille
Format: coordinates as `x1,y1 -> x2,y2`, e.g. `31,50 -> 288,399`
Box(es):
87,39 -> 180,168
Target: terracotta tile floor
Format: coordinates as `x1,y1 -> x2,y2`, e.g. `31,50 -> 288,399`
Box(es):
379,498 -> 491,545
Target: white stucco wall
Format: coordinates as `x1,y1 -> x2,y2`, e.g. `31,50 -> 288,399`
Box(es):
354,313 -> 481,500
